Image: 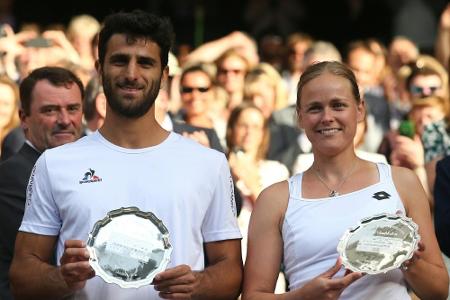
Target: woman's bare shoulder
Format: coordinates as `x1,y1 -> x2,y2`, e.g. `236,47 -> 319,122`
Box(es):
253,180 -> 290,222
391,165 -> 420,185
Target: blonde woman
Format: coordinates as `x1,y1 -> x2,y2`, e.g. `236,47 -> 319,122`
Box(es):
243,61 -> 448,300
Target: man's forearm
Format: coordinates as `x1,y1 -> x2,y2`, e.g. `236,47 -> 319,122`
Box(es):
10,258 -> 72,300
193,258 -> 243,300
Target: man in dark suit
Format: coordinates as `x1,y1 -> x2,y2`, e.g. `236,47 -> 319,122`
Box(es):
0,66 -> 84,300
434,155 -> 450,258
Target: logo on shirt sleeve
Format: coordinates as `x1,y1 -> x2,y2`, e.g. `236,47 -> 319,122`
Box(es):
229,175 -> 237,217
26,164 -> 37,206
79,168 -> 102,184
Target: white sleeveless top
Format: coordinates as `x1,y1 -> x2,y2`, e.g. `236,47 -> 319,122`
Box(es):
282,163 -> 411,300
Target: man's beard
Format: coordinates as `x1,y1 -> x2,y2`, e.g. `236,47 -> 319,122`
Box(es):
102,74 -> 161,119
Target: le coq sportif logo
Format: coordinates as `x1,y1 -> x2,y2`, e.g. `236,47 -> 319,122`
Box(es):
79,168 -> 102,184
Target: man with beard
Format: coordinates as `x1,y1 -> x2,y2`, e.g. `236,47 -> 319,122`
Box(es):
0,66 -> 84,300
10,11 -> 242,300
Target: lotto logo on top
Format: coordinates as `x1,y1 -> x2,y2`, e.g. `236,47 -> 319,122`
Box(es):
79,168 -> 102,184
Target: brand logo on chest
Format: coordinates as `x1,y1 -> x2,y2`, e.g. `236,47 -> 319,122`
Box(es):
372,191 -> 391,200
79,168 -> 102,184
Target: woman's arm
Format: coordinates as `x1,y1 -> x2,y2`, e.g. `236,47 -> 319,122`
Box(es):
435,4 -> 450,70
242,181 -> 361,300
393,166 -> 449,300
184,31 -> 259,66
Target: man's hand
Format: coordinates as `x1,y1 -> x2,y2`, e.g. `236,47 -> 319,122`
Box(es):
59,240 -> 95,292
153,265 -> 201,299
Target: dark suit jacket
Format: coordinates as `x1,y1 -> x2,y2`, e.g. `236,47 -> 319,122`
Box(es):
267,118 -> 302,173
172,121 -> 224,153
434,156 -> 450,257
0,127 -> 25,162
0,143 -> 40,300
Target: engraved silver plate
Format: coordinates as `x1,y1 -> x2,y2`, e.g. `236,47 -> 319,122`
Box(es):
337,213 -> 420,274
86,207 -> 172,288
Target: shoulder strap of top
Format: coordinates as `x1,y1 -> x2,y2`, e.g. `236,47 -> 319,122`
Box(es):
288,173 -> 303,199
376,162 -> 391,184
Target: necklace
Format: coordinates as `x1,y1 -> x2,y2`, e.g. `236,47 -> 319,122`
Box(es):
313,160 -> 358,197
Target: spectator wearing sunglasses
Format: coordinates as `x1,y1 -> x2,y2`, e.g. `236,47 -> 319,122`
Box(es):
215,49 -> 251,112
402,61 -> 450,199
400,56 -> 450,195
176,64 -> 227,148
406,55 -> 449,101
378,96 -> 449,201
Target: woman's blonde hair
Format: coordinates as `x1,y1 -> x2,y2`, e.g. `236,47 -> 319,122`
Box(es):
244,62 -> 288,110
297,61 -> 360,112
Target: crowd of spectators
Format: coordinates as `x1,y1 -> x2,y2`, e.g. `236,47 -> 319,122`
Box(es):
1,4 -> 450,298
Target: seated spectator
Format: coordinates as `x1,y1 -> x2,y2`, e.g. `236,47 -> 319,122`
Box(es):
216,49 -> 251,112
391,54 -> 449,128
227,103 -> 289,205
345,39 -> 391,152
83,76 -> 106,133
406,55 -> 449,101
226,103 -> 288,292
176,64 -> 227,144
379,96 -> 448,201
302,40 -> 342,70
243,63 -> 299,170
388,36 -> 420,75
66,14 -> 100,72
244,62 -> 288,119
155,78 -> 224,153
281,33 -> 313,105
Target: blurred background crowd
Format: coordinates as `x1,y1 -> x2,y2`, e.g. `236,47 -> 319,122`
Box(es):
1,0 -> 450,294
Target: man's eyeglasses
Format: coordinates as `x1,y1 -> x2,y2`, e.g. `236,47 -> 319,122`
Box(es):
180,86 -> 210,94
410,85 -> 441,96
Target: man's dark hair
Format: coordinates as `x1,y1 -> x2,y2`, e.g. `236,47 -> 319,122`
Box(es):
98,10 -> 174,69
20,66 -> 84,115
180,64 -> 214,85
83,76 -> 102,121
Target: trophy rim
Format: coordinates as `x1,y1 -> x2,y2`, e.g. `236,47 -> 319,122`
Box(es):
86,206 -> 172,288
337,212 -> 420,275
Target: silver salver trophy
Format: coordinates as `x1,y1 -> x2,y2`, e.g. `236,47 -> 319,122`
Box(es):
86,207 -> 172,288
337,213 -> 420,274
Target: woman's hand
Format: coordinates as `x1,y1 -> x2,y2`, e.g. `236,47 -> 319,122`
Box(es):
400,241 -> 425,272
295,258 -> 362,300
